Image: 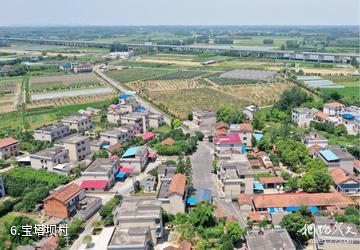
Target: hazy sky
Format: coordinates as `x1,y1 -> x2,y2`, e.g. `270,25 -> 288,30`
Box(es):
1,0 -> 359,26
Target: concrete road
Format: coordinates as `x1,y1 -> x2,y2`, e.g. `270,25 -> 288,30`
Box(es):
190,141 -> 217,196
93,66 -> 172,126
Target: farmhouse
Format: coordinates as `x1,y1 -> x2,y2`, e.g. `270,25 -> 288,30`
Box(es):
216,154 -> 254,199
157,173 -> 187,214
213,133 -> 245,156
121,112 -> 149,133
329,167 -> 360,194
149,113 -> 165,128
292,108 -> 319,127
229,123 -> 254,147
113,196 -> 164,243
107,109 -> 129,124
30,146 -> 69,172
0,136 -> 20,160
120,146 -> 149,172
34,123 -> 71,142
242,105 -> 258,121
157,164 -> 177,182
107,51 -> 134,59
214,122 -> 229,136
100,124 -> 140,145
301,133 -> 328,148
315,145 -> 355,173
81,158 -> 120,191
44,183 -> 85,218
192,109 -> 217,128
108,227 -> 153,250
323,102 -> 345,116
61,115 -> 92,131
63,134 -> 91,161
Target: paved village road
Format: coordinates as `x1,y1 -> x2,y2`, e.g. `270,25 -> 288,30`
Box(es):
191,141 -> 217,197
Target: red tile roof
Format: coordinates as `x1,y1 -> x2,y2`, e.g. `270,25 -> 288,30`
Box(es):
214,128 -> 229,136
44,183 -> 82,203
161,137 -> 176,146
81,180 -> 108,189
315,111 -> 327,121
325,102 -> 345,108
240,123 -> 253,132
354,160 -> 360,171
0,137 -> 18,148
168,173 -> 186,196
258,176 -> 286,184
215,121 -> 229,130
308,144 -> 323,155
107,144 -> 122,153
214,133 -> 241,145
141,132 -> 156,141
248,211 -> 262,221
238,192 -> 355,209
330,167 -> 359,185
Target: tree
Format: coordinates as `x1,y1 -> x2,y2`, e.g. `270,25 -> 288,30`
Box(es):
217,105 -> 245,124
225,221 -> 244,244
188,113 -> 193,121
171,118 -> 182,128
299,174 -> 317,192
284,176 -> 298,192
220,240 -> 234,250
335,124 -> 348,136
274,87 -> 312,113
280,213 -> 309,245
109,42 -> 128,52
195,131 -> 204,141
4,216 -> 37,246
263,39 -> 274,44
299,158 -> 332,193
188,203 -> 215,228
82,235 -> 92,248
252,111 -> 266,130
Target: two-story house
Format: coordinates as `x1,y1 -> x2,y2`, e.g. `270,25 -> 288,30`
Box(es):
0,137 -> 20,160
34,123 -> 70,142
61,115 -> 92,131
63,135 -> 91,161
30,146 -> 69,171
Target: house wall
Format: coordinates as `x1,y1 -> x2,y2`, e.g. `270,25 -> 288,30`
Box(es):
224,182 -> 244,199
44,199 -> 69,218
338,181 -> 360,194
239,131 -> 252,147
107,113 -> 122,124
0,143 -> 20,160
64,139 -> 91,161
169,194 -> 185,214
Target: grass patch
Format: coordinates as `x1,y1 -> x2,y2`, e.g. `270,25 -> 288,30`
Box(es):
107,68 -> 171,83
320,87 -> 359,99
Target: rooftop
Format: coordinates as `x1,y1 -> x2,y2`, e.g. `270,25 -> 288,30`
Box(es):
109,226 -> 149,247
238,192 -> 355,209
115,196 -> 161,220
0,137 -> 18,148
325,101 -> 345,108
214,133 -> 241,145
61,115 -> 89,123
330,167 -> 359,185
319,149 -> 340,162
258,176 -> 286,184
246,228 -> 295,250
63,134 -> 89,144
44,183 -> 82,203
35,123 -> 68,132
168,173 -> 187,196
85,158 -> 117,173
327,145 -> 355,160
122,146 -> 141,158
31,146 -> 67,159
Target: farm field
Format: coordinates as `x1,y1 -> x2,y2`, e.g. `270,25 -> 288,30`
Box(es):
29,72 -> 103,92
145,88 -> 245,119
126,78 -> 207,92
106,68 -> 171,83
0,77 -> 23,113
27,92 -> 117,109
319,75 -> 359,98
31,87 -> 114,101
320,87 -> 359,99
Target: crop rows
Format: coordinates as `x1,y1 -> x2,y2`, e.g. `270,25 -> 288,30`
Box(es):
127,79 -> 205,92
151,70 -> 206,80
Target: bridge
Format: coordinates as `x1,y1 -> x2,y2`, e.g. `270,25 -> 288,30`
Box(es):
1,36 -> 359,63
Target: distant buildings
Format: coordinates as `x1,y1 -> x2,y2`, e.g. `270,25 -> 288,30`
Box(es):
106,51 -> 134,59
0,137 -> 20,160
34,123 -> 71,142
59,62 -> 92,73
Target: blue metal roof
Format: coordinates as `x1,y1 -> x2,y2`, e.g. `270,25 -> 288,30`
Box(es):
115,172 -> 126,178
119,94 -> 132,99
102,145 -> 110,149
268,207 -> 283,213
285,206 -> 319,214
319,149 -> 340,162
187,197 -> 198,205
122,146 -> 140,158
197,188 -> 212,203
342,113 -> 354,120
253,181 -> 264,191
136,107 -> 146,112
